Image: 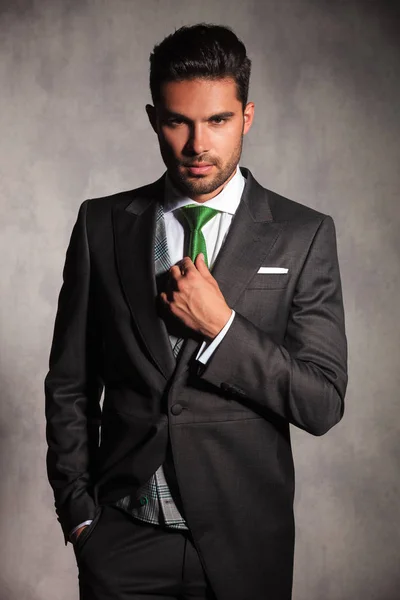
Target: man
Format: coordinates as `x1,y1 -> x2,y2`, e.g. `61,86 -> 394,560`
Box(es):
45,23 -> 347,600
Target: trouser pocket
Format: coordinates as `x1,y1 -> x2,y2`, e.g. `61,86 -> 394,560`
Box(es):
74,506 -> 103,555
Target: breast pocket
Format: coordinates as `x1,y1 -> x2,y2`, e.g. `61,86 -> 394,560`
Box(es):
247,272 -> 289,290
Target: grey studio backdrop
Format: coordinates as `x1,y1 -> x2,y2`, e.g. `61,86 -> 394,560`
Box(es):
0,1 -> 399,599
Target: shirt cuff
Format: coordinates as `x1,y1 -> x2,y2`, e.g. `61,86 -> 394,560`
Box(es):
69,520 -> 93,539
196,310 -> 235,365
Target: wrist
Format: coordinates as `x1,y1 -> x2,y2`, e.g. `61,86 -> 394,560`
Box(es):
203,307 -> 232,339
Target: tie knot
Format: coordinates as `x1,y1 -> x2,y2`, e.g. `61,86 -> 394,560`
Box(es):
179,205 -> 219,232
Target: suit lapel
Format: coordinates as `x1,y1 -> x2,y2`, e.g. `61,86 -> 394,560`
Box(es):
112,176 -> 176,380
211,168 -> 283,304
174,168 -> 284,377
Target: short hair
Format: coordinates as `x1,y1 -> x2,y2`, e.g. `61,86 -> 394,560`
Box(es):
149,23 -> 251,110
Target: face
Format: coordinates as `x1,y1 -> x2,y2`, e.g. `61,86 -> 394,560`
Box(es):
146,78 -> 254,202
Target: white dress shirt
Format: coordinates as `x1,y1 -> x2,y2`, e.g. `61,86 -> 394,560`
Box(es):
164,165 -> 245,362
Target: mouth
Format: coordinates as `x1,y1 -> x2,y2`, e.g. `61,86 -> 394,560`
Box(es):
184,163 -> 214,176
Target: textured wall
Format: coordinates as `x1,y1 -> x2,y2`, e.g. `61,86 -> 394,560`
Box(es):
0,1 -> 399,598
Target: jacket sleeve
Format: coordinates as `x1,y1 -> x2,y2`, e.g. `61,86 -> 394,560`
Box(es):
45,200 -> 103,542
199,215 -> 348,436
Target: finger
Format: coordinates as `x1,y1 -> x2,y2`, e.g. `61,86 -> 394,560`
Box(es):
169,264 -> 182,280
195,253 -> 213,278
179,256 -> 197,274
160,291 -> 171,306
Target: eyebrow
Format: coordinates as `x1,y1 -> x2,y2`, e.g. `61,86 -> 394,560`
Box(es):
163,110 -> 236,122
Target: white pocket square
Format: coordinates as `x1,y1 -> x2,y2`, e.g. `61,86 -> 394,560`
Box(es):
257,267 -> 289,274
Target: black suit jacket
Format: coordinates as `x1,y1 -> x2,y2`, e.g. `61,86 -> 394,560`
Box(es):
45,168 -> 347,600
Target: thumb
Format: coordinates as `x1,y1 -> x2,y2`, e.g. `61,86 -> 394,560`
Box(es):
195,253 -> 211,276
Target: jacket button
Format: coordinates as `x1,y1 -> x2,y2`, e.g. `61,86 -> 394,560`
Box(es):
171,404 -> 183,416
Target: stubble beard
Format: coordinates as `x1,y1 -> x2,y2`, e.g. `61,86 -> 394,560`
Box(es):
165,136 -> 243,198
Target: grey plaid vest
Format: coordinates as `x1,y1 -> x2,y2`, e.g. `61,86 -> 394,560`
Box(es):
115,204 -> 188,529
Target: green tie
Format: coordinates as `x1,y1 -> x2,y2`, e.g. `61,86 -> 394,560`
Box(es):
179,205 -> 219,268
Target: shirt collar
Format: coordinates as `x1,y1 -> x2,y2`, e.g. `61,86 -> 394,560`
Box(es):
164,166 -> 245,216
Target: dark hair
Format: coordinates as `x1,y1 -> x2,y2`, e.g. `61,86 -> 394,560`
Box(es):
149,24 -> 251,110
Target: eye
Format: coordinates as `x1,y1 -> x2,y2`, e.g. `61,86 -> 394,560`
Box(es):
210,116 -> 226,125
167,118 -> 185,126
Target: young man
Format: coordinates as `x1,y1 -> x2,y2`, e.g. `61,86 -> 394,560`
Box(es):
45,24 -> 347,600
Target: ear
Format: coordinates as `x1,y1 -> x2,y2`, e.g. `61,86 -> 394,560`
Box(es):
243,102 -> 255,136
146,104 -> 158,134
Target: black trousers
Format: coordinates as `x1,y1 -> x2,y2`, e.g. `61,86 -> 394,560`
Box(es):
74,505 -> 216,600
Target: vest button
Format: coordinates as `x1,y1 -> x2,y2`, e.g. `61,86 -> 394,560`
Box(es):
171,404 -> 183,416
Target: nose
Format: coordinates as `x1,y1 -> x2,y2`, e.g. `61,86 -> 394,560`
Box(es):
185,123 -> 210,156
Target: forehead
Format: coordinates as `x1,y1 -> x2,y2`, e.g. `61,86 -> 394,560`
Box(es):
159,78 -> 241,116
